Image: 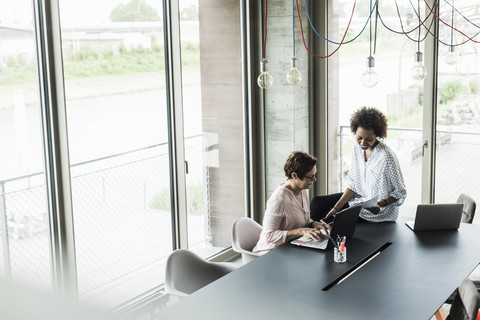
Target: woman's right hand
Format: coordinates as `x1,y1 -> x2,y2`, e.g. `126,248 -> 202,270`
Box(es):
302,228 -> 325,240
325,209 -> 337,218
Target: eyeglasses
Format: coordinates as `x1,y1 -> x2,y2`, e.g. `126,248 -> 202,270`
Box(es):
303,174 -> 316,181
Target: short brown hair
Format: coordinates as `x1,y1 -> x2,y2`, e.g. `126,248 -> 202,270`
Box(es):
284,151 -> 317,179
350,107 -> 388,139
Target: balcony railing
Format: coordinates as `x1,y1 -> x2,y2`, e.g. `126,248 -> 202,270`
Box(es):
0,135 -> 208,294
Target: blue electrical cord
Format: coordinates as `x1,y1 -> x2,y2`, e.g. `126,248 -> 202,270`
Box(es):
304,0 -> 376,45
443,0 -> 480,30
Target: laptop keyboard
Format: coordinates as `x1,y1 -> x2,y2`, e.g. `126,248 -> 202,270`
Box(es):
305,238 -> 328,249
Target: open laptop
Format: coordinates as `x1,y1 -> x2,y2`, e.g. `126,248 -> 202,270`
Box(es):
291,204 -> 361,250
319,196 -> 377,225
405,203 -> 464,231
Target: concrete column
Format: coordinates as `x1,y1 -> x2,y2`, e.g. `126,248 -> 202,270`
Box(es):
264,0 -> 309,197
199,0 -> 245,247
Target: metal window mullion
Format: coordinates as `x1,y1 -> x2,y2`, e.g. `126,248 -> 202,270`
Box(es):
163,0 -> 188,249
248,0 -> 266,222
32,0 -> 78,297
241,0 -> 252,220
421,0 -> 439,204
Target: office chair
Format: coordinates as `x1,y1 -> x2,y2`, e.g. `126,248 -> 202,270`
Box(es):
310,193 -> 344,221
232,217 -> 263,264
457,194 -> 476,224
444,194 -> 478,307
436,278 -> 480,320
164,249 -> 238,297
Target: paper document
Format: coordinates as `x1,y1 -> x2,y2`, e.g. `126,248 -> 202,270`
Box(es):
361,196 -> 379,209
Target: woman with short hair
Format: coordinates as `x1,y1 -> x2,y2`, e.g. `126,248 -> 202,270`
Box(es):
253,151 -> 330,253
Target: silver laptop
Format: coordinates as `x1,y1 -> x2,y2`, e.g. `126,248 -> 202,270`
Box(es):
405,203 -> 463,231
291,204 -> 361,250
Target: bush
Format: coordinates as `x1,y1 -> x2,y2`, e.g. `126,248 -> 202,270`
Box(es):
63,48 -> 165,78
469,79 -> 478,95
438,80 -> 468,105
149,188 -> 171,211
149,184 -> 205,216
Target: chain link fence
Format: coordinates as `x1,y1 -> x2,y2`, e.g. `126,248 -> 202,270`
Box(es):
0,136 -> 210,295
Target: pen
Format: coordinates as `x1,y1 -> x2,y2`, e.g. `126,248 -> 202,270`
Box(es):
329,236 -> 339,249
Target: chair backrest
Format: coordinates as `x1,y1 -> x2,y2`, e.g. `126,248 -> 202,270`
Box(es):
232,217 -> 262,253
457,193 -> 476,224
164,249 -> 237,297
447,278 -> 480,320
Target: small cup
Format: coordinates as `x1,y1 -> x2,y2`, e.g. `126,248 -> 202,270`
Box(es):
334,246 -> 347,263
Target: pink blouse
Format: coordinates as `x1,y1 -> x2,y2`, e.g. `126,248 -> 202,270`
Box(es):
253,184 -> 313,253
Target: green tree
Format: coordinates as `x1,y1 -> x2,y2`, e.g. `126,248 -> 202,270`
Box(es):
110,0 -> 160,22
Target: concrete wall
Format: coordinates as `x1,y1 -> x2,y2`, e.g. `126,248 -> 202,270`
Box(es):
199,0 -> 245,247
264,0 -> 310,197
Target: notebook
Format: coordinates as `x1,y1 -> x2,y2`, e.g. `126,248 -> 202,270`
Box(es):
290,204 -> 361,250
405,203 -> 464,231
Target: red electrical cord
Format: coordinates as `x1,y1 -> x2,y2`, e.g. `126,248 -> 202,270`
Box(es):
296,0 -> 357,59
263,0 -> 268,59
423,0 -> 480,44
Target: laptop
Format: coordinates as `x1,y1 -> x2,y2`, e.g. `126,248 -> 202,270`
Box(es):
319,196 -> 377,225
291,204 -> 361,250
405,203 -> 464,231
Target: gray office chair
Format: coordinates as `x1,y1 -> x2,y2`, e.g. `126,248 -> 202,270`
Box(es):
164,249 -> 238,297
445,194 -> 478,307
232,217 -> 263,264
445,278 -> 480,320
457,193 -> 476,224
454,193 -> 479,304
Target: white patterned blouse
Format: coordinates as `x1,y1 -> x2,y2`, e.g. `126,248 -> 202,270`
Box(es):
347,140 -> 407,222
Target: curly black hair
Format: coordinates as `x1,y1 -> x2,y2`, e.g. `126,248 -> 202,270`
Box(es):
284,151 -> 317,180
350,107 -> 388,139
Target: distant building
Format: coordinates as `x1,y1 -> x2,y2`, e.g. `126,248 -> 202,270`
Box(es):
0,25 -> 35,65
0,22 -> 165,64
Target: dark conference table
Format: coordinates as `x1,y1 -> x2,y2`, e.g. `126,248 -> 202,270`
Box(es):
159,218 -> 480,320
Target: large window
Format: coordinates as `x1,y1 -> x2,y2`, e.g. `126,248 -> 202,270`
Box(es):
324,1 -> 480,219
0,0 -> 51,290
0,0 -> 247,309
327,0 -> 427,217
58,0 -> 172,304
435,1 -> 480,212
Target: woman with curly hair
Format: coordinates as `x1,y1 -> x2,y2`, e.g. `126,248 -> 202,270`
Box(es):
323,107 -> 407,222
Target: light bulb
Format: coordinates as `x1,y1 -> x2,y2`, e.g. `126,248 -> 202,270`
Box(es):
446,45 -> 457,65
257,59 -> 273,89
286,57 -> 302,85
361,56 -> 378,88
411,51 -> 427,80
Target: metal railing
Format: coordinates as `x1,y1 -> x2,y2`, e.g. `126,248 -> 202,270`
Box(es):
0,135 -> 209,294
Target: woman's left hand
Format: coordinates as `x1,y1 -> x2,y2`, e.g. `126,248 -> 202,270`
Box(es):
366,205 -> 381,214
